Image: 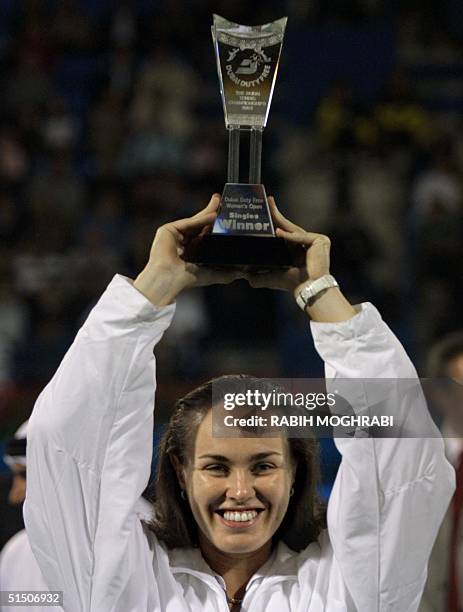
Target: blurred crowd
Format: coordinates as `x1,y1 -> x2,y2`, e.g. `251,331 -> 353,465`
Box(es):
0,0 -> 463,437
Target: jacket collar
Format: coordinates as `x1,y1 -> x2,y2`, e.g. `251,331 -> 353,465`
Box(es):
168,541 -> 298,592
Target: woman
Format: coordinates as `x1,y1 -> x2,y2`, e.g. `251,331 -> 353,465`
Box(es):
25,195 -> 454,611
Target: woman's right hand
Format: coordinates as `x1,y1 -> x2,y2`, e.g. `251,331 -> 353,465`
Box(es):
134,194 -> 243,306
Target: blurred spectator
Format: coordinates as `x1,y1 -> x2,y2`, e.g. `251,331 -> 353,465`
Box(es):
411,139 -> 463,357
0,129 -> 29,185
412,140 -> 461,218
41,96 -> 78,153
282,157 -> 336,233
374,68 -> 430,151
420,333 -> 463,611
315,81 -> 358,151
131,44 -> 198,139
110,3 -> 136,49
118,99 -> 186,177
14,248 -> 73,297
0,421 -> 61,610
350,151 -> 406,291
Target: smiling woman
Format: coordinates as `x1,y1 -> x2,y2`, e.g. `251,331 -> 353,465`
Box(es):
24,196 -> 455,612
151,376 -> 325,556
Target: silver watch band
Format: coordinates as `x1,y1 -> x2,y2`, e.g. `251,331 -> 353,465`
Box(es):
296,274 -> 339,311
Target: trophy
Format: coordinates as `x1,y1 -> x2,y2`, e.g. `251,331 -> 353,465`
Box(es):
186,15 -> 298,269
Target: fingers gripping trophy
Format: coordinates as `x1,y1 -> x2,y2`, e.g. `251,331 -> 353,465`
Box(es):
186,15 -> 301,270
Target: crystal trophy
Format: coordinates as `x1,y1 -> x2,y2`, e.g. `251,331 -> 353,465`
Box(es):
186,15 -> 297,269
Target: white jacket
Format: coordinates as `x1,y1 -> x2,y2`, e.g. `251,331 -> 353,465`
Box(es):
24,275 -> 455,612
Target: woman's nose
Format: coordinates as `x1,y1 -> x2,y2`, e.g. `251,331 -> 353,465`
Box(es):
226,470 -> 255,501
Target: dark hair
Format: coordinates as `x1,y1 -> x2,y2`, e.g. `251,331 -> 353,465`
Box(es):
427,331 -> 463,377
148,375 -> 326,552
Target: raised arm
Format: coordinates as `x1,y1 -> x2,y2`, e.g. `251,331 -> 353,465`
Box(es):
312,302 -> 455,611
25,276 -> 174,611
24,196 -> 241,611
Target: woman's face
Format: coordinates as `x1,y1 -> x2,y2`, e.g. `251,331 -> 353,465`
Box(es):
179,409 -> 295,556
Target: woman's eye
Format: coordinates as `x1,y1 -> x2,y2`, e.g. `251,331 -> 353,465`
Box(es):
253,463 -> 275,473
204,464 -> 228,473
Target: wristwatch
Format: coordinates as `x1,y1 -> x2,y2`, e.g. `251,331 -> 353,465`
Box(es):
296,274 -> 339,311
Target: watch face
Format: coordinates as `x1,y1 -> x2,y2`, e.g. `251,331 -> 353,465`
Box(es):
296,276 -> 338,312
296,285 -> 311,310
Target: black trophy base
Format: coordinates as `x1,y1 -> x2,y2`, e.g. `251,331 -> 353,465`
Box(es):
185,234 -> 295,270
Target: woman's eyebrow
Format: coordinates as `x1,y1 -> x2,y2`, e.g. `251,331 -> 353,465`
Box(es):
197,451 -> 283,461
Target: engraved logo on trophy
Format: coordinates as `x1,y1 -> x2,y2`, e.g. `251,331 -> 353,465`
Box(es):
185,15 -> 298,269
226,48 -> 272,86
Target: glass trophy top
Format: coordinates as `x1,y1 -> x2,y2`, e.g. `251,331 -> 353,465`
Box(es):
212,15 -> 287,42
212,15 -> 287,129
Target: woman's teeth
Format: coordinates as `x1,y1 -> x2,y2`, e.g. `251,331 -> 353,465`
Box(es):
223,510 -> 258,522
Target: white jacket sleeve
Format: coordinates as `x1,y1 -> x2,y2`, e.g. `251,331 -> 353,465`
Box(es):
24,275 -> 175,612
311,303 -> 455,612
